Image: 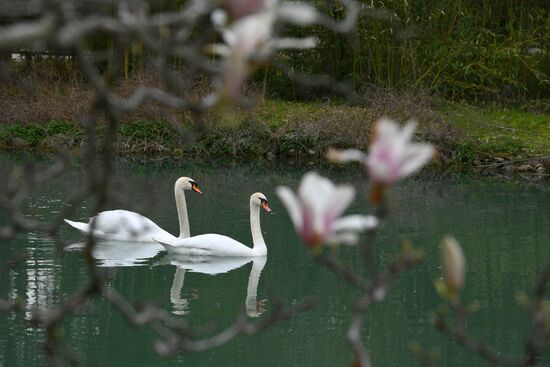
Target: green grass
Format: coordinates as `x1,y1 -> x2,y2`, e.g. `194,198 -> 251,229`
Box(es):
255,100 -> 326,128
438,101 -> 550,159
1,100 -> 548,171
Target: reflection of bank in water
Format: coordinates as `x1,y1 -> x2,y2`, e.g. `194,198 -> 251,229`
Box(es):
163,255 -> 268,318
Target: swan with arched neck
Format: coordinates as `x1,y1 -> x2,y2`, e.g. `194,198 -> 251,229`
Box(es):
64,177 -> 203,242
154,193 -> 272,256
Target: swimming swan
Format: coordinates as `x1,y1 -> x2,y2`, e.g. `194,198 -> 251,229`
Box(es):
64,177 -> 203,242
154,192 -> 272,256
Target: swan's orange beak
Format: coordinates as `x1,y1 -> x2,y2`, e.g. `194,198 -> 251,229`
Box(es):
261,201 -> 272,214
191,183 -> 203,195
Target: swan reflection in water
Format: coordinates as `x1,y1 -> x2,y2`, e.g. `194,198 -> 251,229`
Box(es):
66,241 -> 164,267
160,254 -> 268,317
66,242 -> 268,317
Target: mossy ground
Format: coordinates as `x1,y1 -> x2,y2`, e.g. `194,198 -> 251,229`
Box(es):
1,99 -> 549,173
438,101 -> 550,159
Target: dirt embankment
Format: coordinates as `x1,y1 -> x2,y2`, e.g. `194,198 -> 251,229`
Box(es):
2,68 -> 549,180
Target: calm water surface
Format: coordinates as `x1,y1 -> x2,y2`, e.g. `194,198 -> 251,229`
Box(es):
0,155 -> 549,366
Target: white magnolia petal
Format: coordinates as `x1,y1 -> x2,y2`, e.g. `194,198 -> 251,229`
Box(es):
399,120 -> 418,144
276,186 -> 303,229
326,232 -> 359,245
374,118 -> 400,143
397,143 -> 434,179
229,11 -> 274,55
299,172 -> 338,234
326,185 -> 355,222
277,3 -> 320,25
388,120 -> 415,159
298,172 -> 333,209
207,43 -> 232,56
268,36 -> 318,50
221,53 -> 249,100
211,8 -> 228,28
332,215 -> 378,232
221,28 -> 238,47
327,148 -> 367,163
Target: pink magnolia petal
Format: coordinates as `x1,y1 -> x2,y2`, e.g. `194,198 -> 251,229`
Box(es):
365,118 -> 434,185
221,0 -> 268,19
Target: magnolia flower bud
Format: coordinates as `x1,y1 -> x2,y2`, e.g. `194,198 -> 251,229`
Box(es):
441,235 -> 465,295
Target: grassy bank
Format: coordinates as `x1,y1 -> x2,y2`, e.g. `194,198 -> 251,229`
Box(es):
1,98 -> 549,176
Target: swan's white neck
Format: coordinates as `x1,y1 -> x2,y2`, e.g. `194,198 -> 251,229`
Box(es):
174,183 -> 190,238
250,201 -> 267,256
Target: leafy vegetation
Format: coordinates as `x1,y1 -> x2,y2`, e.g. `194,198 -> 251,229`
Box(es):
261,0 -> 550,101
7,1 -> 550,102
1,99 -> 548,172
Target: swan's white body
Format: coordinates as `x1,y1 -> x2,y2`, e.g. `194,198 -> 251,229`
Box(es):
159,233 -> 263,257
155,193 -> 271,257
64,177 -> 201,243
65,211 -> 175,242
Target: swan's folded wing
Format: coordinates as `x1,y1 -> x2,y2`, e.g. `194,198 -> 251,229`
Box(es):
94,210 -> 156,235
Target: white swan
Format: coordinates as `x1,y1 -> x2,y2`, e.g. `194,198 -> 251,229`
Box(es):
64,177 -> 203,242
154,192 -> 272,256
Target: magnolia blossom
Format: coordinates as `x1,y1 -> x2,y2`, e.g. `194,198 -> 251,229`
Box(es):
210,1 -> 319,100
328,118 -> 435,186
276,172 -> 378,247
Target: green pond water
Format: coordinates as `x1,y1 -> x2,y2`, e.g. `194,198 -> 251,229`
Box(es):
1,155 -> 550,366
